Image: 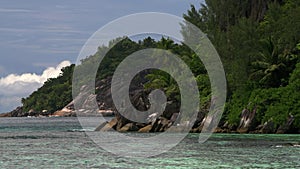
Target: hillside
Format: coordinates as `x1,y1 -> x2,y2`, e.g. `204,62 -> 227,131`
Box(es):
3,0 -> 300,133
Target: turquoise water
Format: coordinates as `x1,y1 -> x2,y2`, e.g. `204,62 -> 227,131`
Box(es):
0,117 -> 299,168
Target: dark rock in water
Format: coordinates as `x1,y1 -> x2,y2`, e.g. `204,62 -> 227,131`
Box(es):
94,121 -> 108,131
151,117 -> 171,132
98,117 -> 118,132
119,123 -> 140,132
275,142 -> 300,147
115,113 -> 131,131
138,125 -> 153,133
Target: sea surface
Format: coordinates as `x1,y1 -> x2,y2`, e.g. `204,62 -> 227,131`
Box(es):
0,117 -> 299,169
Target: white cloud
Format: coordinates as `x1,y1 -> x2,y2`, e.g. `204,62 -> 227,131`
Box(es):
0,60 -> 71,113
0,60 -> 71,86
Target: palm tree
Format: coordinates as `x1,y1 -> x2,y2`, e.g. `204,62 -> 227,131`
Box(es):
250,37 -> 287,87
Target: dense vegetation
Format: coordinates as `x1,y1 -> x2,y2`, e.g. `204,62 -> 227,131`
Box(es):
22,65 -> 74,113
182,0 -> 300,129
21,0 -> 300,130
21,37 -> 206,114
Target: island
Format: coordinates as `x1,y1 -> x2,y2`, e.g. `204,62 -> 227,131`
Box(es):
1,0 -> 300,135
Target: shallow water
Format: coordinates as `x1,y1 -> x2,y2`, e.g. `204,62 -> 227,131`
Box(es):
0,117 -> 299,168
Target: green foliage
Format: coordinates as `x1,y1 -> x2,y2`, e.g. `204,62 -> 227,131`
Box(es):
184,0 -> 300,129
226,89 -> 251,126
144,37 -> 210,108
145,70 -> 180,101
22,65 -> 75,113
20,0 -> 300,132
250,37 -> 289,87
21,36 -> 211,114
248,69 -> 300,128
227,61 -> 300,128
196,74 -> 211,110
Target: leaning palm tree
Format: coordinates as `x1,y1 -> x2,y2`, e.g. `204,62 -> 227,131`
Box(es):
250,37 -> 287,87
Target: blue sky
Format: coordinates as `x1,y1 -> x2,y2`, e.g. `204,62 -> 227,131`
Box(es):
0,0 -> 203,113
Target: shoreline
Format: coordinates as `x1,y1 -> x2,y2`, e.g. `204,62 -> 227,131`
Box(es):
1,115 -> 299,134
2,104 -> 299,134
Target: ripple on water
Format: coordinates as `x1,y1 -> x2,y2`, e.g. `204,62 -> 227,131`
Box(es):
0,118 -> 299,168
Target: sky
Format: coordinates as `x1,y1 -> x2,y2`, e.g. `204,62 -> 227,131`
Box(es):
0,0 -> 203,113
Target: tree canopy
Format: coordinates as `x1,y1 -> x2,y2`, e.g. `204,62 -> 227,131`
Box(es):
20,0 -> 300,131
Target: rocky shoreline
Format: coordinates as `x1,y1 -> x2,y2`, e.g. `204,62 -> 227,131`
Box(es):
2,76 -> 299,134
94,107 -> 299,134
1,107 -> 298,134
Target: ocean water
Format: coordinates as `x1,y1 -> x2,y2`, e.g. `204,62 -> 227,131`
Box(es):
0,117 -> 299,169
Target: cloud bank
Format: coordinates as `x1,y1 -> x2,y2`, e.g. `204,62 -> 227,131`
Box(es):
0,60 -> 71,113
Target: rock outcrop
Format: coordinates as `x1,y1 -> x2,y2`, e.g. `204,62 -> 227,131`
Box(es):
236,104 -> 257,133
2,74 -> 299,134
